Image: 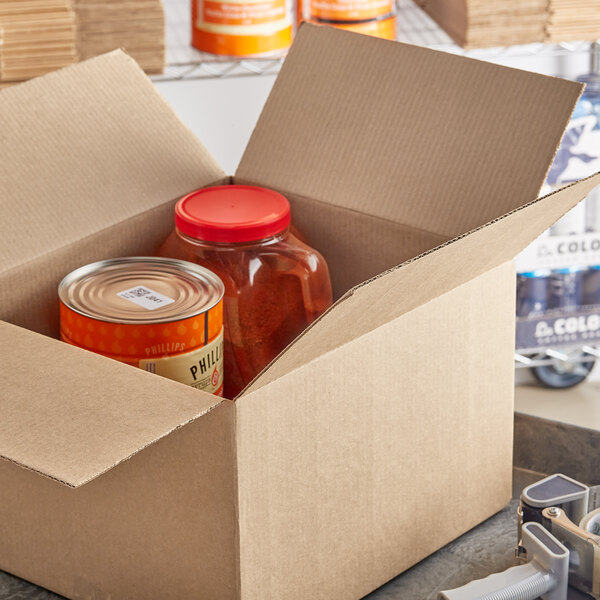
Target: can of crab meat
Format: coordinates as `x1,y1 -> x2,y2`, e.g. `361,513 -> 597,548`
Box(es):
59,257 -> 224,395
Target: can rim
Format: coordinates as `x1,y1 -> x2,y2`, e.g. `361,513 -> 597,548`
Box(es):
59,257 -> 224,325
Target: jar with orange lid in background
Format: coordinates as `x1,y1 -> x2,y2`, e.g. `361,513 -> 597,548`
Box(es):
158,185 -> 333,399
59,257 -> 225,395
192,0 -> 293,56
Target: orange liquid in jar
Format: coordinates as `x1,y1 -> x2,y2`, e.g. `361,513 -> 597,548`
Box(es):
158,186 -> 332,398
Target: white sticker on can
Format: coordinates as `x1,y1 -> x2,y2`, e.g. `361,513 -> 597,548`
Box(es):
117,286 -> 175,310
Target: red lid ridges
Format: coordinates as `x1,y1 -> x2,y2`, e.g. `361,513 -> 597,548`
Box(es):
175,185 -> 291,243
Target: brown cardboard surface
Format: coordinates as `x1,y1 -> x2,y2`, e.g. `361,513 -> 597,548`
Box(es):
417,0 -> 467,44
0,321 -> 223,487
247,174 -> 600,394
0,199 -> 179,337
0,0 -> 77,83
238,24 -> 582,238
0,34 -> 592,600
0,400 -> 239,600
0,172 -> 231,338
289,192 -> 448,298
0,50 -> 222,274
74,0 -> 165,74
419,0 -> 600,47
236,262 -> 515,599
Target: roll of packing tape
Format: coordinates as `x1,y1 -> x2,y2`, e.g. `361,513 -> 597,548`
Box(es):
580,507 -> 600,535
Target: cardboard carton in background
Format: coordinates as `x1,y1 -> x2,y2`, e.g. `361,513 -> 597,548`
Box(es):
0,24 -> 598,600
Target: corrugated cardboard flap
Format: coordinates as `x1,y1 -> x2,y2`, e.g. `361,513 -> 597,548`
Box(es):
244,172 -> 600,393
237,24 -> 583,238
0,322 -> 224,488
0,50 -> 224,276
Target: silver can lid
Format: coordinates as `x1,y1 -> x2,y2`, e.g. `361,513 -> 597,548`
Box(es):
59,257 -> 224,325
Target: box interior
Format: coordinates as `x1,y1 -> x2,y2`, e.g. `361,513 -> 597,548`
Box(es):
0,24 -> 598,600
0,26 -> 592,481
0,26 -> 584,343
244,187 -> 449,298
0,182 -> 445,340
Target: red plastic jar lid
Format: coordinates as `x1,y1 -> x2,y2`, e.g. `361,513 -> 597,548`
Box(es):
175,185 -> 291,243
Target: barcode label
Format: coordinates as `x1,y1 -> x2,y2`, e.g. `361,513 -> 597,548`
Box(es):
117,286 -> 175,311
128,286 -> 154,297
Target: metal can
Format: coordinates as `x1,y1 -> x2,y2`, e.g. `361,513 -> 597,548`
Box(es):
59,257 -> 225,395
191,0 -> 293,57
309,14 -> 396,39
582,265 -> 600,307
307,0 -> 393,22
516,270 -> 550,317
547,266 -> 584,313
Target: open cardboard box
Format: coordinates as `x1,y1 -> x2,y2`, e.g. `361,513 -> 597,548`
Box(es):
1,24 -> 599,600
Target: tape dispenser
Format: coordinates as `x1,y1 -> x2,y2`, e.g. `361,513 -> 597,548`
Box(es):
439,473 -> 600,600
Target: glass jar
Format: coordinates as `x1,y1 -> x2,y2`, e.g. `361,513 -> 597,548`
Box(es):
158,185 -> 333,398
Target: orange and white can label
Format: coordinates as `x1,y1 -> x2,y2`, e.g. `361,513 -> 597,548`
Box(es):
308,0 -> 393,21
139,329 -> 224,394
192,0 -> 293,56
59,258 -> 225,396
203,0 -> 287,25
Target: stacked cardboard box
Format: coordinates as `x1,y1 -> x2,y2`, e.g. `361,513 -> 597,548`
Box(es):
416,0 -> 546,48
465,0 -> 548,47
73,0 -> 165,74
547,0 -> 600,43
417,0 -> 600,48
0,0 -> 77,84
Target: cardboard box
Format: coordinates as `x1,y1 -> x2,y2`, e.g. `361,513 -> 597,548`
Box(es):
416,0 -> 547,48
0,24 -> 598,600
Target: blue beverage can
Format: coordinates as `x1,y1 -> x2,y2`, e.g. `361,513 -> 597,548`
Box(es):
548,266 -> 584,312
582,265 -> 600,306
516,270 -> 550,317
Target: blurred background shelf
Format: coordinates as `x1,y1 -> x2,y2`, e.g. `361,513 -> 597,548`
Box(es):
153,0 -> 599,82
